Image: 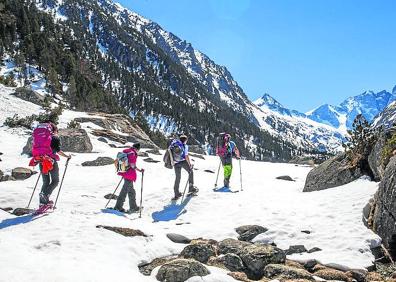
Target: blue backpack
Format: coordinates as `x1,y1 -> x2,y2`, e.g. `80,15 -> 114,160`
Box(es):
170,139 -> 186,163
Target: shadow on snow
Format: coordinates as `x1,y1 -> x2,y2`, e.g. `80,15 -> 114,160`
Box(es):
152,197 -> 192,222
0,214 -> 46,230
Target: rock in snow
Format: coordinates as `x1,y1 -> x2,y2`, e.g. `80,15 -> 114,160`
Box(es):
155,259 -> 210,282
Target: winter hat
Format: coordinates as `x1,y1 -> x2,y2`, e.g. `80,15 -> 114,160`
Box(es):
133,143 -> 141,150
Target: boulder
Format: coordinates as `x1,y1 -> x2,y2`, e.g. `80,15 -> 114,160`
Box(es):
346,269 -> 367,282
236,225 -> 268,242
96,225 -> 147,237
219,238 -> 251,256
11,167 -> 34,180
12,208 -> 34,216
81,157 -> 114,167
23,129 -> 93,155
371,156 -> 396,258
97,137 -> 108,143
0,170 -> 3,179
138,256 -> 177,276
314,268 -> 350,281
156,259 -> 210,282
166,233 -> 191,244
208,253 -> 246,272
180,242 -> 216,263
227,272 -> 251,282
286,245 -> 308,255
138,151 -> 149,157
239,244 -> 286,279
0,207 -> 13,212
368,134 -> 387,181
276,175 -> 295,181
146,149 -> 161,155
75,113 -> 158,148
104,194 -> 118,200
303,153 -> 363,192
12,87 -> 46,106
307,247 -> 322,254
143,157 -> 160,163
289,156 -> 315,166
1,175 -> 16,182
263,264 -> 312,280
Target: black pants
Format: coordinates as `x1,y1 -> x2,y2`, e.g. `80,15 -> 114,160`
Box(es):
115,179 -> 137,210
173,160 -> 194,196
40,161 -> 59,199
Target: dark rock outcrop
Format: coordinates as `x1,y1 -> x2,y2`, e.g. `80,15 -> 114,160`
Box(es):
235,225 -> 268,242
12,87 -> 46,106
189,145 -> 205,155
239,244 -> 286,279
75,113 -> 157,148
368,134 -> 387,181
138,151 -> 149,157
96,225 -> 147,237
156,259 -> 210,282
0,170 -> 3,180
81,157 -> 114,167
276,175 -> 295,181
371,156 -> 396,258
303,153 -> 363,192
166,233 -> 191,244
11,167 -> 35,180
23,129 -> 93,155
0,175 -> 16,182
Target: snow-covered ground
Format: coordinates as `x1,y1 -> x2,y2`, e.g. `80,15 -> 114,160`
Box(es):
0,85 -> 381,281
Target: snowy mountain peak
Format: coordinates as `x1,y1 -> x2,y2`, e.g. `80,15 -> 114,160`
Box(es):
392,85 -> 396,95
254,93 -> 284,109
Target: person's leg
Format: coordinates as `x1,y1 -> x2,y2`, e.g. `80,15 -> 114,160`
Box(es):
115,179 -> 128,210
181,161 -> 195,192
39,164 -> 50,204
223,164 -> 233,188
46,161 -> 60,197
126,180 -> 138,210
173,163 -> 182,196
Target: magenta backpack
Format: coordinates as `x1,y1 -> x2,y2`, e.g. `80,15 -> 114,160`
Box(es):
32,123 -> 53,157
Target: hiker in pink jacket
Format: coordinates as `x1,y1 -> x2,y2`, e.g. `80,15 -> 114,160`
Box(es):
114,143 -> 144,213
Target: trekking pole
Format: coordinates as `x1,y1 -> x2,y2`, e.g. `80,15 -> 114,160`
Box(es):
105,177 -> 123,209
239,158 -> 243,191
139,171 -> 144,218
214,159 -> 221,188
27,173 -> 41,208
54,158 -> 70,209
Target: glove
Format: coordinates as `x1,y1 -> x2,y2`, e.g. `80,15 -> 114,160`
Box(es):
140,168 -> 145,173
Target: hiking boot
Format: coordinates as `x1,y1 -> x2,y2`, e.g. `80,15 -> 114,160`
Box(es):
127,207 -> 141,214
39,193 -> 49,205
172,192 -> 182,201
188,186 -> 198,194
114,207 -> 126,213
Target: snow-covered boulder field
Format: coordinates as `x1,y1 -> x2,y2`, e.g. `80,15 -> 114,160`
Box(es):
0,85 -> 381,281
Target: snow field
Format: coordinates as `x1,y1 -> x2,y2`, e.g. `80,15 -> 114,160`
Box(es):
0,86 -> 381,281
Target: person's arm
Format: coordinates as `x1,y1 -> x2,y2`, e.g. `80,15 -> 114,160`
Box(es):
234,143 -> 241,159
58,150 -> 71,159
185,154 -> 192,168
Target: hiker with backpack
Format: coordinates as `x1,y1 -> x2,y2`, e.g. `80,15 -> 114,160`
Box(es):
113,143 -> 144,213
216,133 -> 240,189
166,134 -> 198,200
29,122 -> 71,206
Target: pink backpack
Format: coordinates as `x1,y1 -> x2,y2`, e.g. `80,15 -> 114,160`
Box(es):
32,123 -> 53,157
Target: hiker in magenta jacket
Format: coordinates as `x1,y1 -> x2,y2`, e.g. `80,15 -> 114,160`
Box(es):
114,143 -> 144,213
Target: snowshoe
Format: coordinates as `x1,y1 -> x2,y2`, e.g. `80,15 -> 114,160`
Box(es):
33,201 -> 53,216
172,192 -> 183,201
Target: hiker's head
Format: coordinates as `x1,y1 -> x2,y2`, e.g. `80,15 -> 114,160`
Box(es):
224,133 -> 231,142
179,134 -> 188,144
133,143 -> 141,151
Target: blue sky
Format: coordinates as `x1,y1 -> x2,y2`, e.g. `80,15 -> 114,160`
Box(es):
117,0 -> 396,112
